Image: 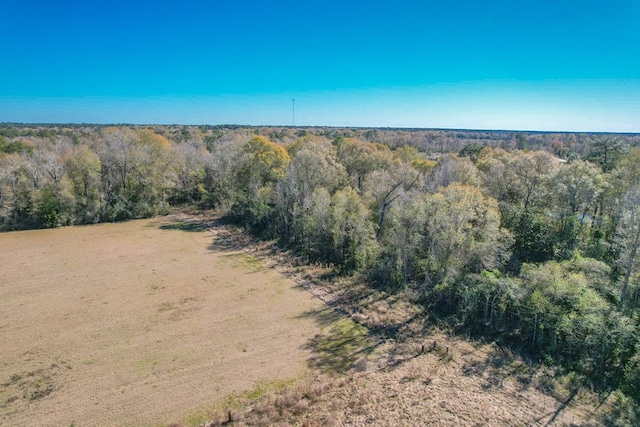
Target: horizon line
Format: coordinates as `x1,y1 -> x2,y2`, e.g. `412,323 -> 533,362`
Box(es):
2,122 -> 639,136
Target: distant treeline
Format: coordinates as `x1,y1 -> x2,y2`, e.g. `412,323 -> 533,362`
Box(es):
3,122 -> 639,157
2,124 -> 640,407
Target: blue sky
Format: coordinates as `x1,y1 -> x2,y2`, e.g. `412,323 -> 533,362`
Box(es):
1,0 -> 639,131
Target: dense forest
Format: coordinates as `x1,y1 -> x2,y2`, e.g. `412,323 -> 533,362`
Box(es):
3,123 -> 640,406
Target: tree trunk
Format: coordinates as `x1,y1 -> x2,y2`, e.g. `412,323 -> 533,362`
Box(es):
619,243 -> 638,310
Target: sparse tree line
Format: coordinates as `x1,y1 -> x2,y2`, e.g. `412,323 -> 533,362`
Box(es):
2,124 -> 640,402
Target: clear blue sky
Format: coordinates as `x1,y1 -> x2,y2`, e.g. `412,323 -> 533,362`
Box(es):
1,0 -> 639,131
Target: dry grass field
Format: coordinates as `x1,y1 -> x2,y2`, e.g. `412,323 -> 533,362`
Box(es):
0,215 -> 328,426
214,335 -> 606,426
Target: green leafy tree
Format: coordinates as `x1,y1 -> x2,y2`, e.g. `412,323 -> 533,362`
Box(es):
426,154 -> 479,192
64,145 -> 103,223
201,138 -> 243,209
276,139 -> 347,241
232,136 -> 290,231
422,183 -> 510,287
335,137 -> 392,191
457,270 -> 521,330
133,129 -> 174,213
554,160 -> 605,217
477,148 -> 519,203
170,142 -> 207,204
551,160 -> 606,256
509,151 -> 557,210
586,135 -> 628,172
372,192 -> 426,288
95,127 -> 174,219
0,136 -> 31,154
519,259 -> 632,378
615,185 -> 640,310
297,187 -> 333,261
458,143 -> 485,163
330,187 -> 377,272
502,206 -> 555,265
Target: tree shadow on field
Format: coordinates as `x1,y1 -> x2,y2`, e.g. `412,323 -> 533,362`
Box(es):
158,219 -> 207,232
208,238 -> 239,252
297,307 -> 380,374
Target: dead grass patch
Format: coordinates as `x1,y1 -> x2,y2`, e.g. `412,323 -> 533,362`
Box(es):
200,215 -> 625,427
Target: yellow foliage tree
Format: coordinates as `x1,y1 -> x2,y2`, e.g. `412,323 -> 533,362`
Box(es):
238,135 -> 290,187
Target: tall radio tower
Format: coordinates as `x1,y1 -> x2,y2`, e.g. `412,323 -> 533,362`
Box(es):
292,99 -> 295,126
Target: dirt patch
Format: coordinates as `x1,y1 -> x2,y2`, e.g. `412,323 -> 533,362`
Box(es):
0,215 -> 326,426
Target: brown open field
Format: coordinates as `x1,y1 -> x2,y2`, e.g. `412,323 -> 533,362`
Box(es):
0,215 -> 326,426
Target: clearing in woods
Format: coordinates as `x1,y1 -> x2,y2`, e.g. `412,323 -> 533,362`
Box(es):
0,215 -> 326,426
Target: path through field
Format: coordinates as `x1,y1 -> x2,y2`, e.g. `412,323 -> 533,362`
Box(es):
0,216 -> 324,426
